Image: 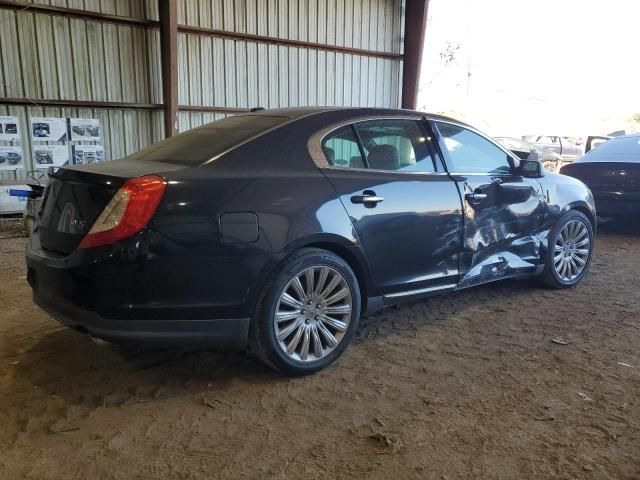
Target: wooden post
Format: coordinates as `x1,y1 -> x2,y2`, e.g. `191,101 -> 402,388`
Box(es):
159,0 -> 178,137
402,0 -> 430,110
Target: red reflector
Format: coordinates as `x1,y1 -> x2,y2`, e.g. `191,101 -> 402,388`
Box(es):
77,175 -> 166,249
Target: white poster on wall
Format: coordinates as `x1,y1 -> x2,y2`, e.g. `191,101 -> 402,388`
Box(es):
73,144 -> 105,165
69,118 -> 101,141
0,116 -> 20,141
31,117 -> 68,142
33,145 -> 70,168
0,146 -> 24,170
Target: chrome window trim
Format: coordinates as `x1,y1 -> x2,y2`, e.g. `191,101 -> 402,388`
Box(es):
447,172 -> 513,177
384,283 -> 457,300
201,109 -> 346,165
320,165 -> 451,176
307,115 -> 431,170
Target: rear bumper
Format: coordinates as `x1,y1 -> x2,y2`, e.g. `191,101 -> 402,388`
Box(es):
24,230 -> 272,349
33,287 -> 250,349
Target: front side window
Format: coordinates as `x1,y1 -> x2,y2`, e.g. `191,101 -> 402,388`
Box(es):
435,122 -> 511,175
355,119 -> 435,172
321,126 -> 365,168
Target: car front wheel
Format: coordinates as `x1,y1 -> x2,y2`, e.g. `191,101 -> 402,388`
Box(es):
250,248 -> 361,375
541,210 -> 594,288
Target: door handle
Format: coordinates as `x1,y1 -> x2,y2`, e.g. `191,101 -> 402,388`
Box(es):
465,192 -> 488,203
351,190 -> 384,206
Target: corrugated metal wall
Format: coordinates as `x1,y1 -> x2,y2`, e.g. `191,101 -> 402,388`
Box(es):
29,0 -> 158,19
0,1 -> 161,181
177,0 -> 405,130
0,0 -> 405,181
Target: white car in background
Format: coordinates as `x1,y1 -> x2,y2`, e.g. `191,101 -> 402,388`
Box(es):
495,137 -> 563,172
522,135 -> 583,161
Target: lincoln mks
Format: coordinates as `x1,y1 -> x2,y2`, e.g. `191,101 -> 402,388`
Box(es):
26,107 -> 596,375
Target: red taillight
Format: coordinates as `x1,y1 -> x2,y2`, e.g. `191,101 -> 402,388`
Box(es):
77,175 -> 166,249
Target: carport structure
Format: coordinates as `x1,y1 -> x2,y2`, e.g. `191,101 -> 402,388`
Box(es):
0,0 -> 428,177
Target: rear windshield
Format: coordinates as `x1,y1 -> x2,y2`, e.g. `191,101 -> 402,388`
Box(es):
127,115 -> 288,166
583,136 -> 640,163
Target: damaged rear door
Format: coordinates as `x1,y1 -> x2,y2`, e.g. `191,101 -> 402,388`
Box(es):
432,120 -> 545,287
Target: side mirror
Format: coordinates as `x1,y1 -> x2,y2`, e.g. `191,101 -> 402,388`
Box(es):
520,158 -> 544,178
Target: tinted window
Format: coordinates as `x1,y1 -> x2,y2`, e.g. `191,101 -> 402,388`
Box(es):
127,115 -> 288,166
322,126 -> 365,168
583,136 -> 640,163
356,119 -> 435,172
435,122 -> 511,174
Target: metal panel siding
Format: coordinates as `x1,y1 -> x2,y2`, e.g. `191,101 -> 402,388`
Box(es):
3,12 -> 157,104
166,0 -> 404,120
176,0 -> 403,54
29,0 -> 157,20
2,1 -> 405,176
0,105 -> 163,181
0,8 -> 163,179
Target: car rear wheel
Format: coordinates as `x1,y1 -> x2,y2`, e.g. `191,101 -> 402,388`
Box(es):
541,210 -> 594,288
250,248 -> 361,375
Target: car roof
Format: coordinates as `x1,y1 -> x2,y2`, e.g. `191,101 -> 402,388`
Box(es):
242,106 -> 469,126
613,133 -> 640,139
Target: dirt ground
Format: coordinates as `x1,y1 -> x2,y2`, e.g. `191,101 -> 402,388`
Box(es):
0,221 -> 639,480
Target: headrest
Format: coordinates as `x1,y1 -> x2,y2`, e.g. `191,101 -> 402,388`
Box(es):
367,144 -> 399,170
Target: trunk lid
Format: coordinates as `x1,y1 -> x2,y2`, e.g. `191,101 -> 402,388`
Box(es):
37,159 -> 185,255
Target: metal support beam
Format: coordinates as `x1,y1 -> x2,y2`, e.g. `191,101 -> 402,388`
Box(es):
0,0 -> 156,27
0,97 -> 251,114
179,25 -> 403,61
402,0 -> 430,109
159,0 -> 178,137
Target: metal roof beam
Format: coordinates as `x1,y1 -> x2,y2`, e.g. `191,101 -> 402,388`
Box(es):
402,0 -> 430,109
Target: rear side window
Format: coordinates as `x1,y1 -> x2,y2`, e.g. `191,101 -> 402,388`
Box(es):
584,137 -> 640,162
356,119 -> 435,172
322,126 -> 365,168
127,115 -> 288,166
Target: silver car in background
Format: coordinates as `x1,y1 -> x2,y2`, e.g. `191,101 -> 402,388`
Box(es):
495,137 -> 562,172
522,135 -> 583,161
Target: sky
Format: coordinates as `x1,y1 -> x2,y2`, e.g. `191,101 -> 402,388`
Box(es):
417,0 -> 640,137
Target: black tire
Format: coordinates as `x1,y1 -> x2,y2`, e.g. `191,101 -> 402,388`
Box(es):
249,248 -> 361,376
540,210 -> 594,289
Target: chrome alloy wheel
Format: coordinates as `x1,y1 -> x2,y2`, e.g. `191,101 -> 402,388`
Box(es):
553,219 -> 591,282
274,266 -> 353,363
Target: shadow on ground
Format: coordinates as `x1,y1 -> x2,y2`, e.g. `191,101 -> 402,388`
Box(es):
12,274 -> 542,409
8,217 -> 639,411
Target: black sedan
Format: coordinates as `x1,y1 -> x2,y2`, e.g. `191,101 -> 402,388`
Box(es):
27,107 -> 596,375
560,134 -> 640,219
